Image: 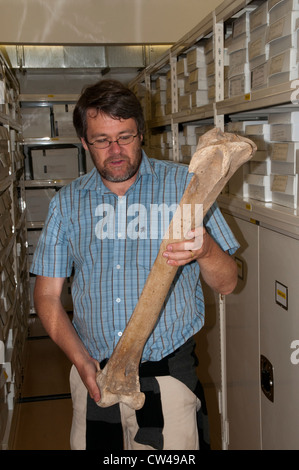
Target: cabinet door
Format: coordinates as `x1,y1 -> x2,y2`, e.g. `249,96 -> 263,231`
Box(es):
223,213 -> 261,449
260,227 -> 299,450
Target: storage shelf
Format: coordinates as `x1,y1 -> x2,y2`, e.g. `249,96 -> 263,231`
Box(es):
218,193 -> 299,238
22,137 -> 80,146
24,179 -> 75,188
19,94 -> 79,103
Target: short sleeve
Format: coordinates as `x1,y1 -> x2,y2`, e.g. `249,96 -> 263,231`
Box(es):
204,203 -> 239,255
30,195 -> 73,277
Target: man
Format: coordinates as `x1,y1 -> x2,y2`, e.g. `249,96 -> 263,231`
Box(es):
31,79 -> 239,450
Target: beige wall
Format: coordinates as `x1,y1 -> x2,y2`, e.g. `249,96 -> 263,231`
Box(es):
1,0 -> 223,45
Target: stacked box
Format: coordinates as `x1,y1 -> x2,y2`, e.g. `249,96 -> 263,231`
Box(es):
228,11 -> 251,97
21,106 -> 52,138
266,0 -> 299,85
270,173 -> 298,208
180,125 -> 198,163
30,147 -> 79,180
53,104 -> 76,138
270,142 -> 299,175
0,126 -> 11,181
150,131 -> 173,160
249,2 -> 270,90
0,187 -> 13,255
186,45 -> 209,108
25,188 -> 56,223
152,76 -> 168,118
245,122 -> 272,201
268,112 -> 299,208
0,251 -> 16,342
269,111 -> 299,141
0,365 -> 9,447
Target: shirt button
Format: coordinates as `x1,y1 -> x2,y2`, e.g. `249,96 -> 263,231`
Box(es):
116,298 -> 121,303
118,331 -> 122,337
116,264 -> 121,270
118,233 -> 122,238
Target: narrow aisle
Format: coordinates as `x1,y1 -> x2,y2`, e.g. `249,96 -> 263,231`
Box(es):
11,317 -> 73,450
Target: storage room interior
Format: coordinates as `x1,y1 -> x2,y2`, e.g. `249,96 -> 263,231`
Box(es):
1,0 -> 299,451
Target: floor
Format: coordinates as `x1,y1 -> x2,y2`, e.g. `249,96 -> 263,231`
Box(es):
10,316 -> 73,450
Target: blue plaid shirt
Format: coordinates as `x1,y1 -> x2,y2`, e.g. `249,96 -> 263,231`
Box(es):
30,151 -> 239,362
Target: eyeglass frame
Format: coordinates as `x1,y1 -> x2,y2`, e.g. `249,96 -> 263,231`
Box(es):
86,133 -> 139,149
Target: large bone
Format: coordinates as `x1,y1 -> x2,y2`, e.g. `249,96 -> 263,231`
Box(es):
96,127 -> 256,410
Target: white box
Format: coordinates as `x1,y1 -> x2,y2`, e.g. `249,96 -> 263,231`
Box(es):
249,29 -> 269,61
270,123 -> 299,141
176,58 -> 189,77
268,111 -> 299,124
21,107 -> 52,138
232,11 -> 250,38
186,47 -> 206,72
191,90 -> 209,107
229,73 -> 250,96
26,188 -> 56,222
270,141 -> 299,161
228,162 -> 250,197
267,12 -> 299,43
251,62 -> 269,89
228,62 -> 250,79
268,68 -> 298,86
269,33 -> 297,57
246,174 -> 272,201
268,48 -> 298,77
250,159 -> 271,175
31,147 -> 79,180
155,76 -> 168,91
227,34 -> 249,54
271,174 -> 298,208
250,2 -> 269,31
245,123 -> 271,136
271,160 -> 297,174
189,69 -> 209,89
269,0 -> 299,22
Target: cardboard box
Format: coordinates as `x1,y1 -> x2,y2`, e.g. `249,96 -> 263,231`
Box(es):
269,0 -> 299,23
229,72 -> 250,97
268,48 -> 298,77
186,47 -> 206,72
25,188 -> 56,222
250,2 -> 269,31
232,11 -> 250,38
229,163 -> 250,197
251,62 -> 269,89
246,174 -> 272,201
31,147 -> 79,180
267,12 -> 299,43
21,107 -> 52,138
271,174 -> 298,208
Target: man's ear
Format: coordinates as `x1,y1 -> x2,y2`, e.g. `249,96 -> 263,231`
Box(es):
81,137 -> 88,151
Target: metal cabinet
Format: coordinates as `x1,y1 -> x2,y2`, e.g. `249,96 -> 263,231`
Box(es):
259,226 -> 299,450
223,213 -> 261,450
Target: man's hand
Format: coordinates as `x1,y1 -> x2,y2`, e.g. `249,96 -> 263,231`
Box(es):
76,357 -> 101,403
162,226 -> 206,266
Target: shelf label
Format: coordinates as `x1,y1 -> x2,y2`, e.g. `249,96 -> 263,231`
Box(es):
245,202 -> 252,211
244,93 -> 251,101
275,280 -> 288,310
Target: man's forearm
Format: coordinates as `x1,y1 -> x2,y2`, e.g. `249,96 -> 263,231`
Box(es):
197,234 -> 238,295
34,294 -> 92,368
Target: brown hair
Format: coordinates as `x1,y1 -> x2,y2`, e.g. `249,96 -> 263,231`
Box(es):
73,79 -> 145,140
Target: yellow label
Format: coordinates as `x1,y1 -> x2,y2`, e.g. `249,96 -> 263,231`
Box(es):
277,289 -> 286,299
244,93 -> 251,101
245,203 -> 252,211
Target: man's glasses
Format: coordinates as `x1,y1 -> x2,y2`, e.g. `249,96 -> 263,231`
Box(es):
87,133 -> 138,149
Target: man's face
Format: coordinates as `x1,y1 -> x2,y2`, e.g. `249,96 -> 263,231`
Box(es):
82,110 -> 143,189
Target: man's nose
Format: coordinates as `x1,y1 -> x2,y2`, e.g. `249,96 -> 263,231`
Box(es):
109,140 -> 121,152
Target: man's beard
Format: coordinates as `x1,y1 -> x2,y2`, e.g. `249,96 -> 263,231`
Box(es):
92,151 -> 142,183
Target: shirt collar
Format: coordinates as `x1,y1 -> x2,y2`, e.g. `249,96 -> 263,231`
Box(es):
78,150 -> 158,193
